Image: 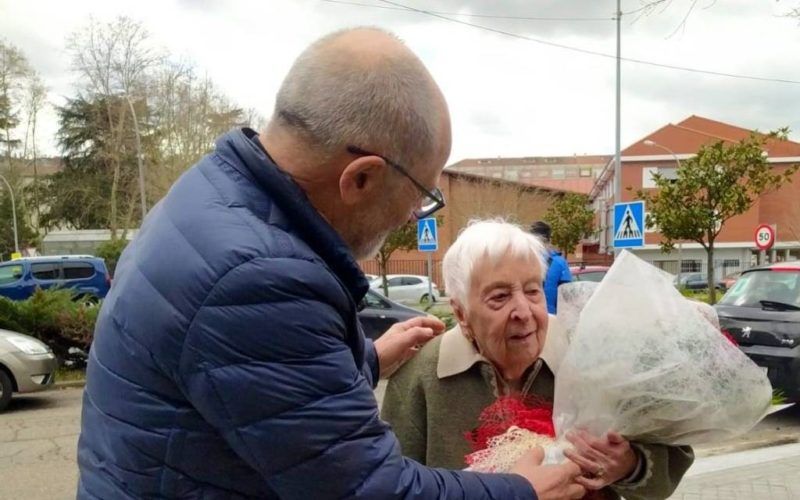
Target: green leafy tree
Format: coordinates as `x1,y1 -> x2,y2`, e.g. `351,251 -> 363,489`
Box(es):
375,222 -> 419,297
637,130 -> 799,304
0,187 -> 36,259
544,193 -> 594,257
96,238 -> 129,277
374,216 -> 443,297
39,94 -> 154,232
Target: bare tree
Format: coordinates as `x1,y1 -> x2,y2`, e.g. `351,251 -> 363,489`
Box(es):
67,16 -> 163,238
22,71 -> 47,226
0,39 -> 32,174
148,63 -> 244,198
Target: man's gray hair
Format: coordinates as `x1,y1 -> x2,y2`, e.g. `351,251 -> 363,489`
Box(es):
443,219 -> 550,308
271,27 -> 442,168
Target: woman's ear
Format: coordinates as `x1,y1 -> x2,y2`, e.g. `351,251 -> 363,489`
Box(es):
451,300 -> 471,334
339,156 -> 384,206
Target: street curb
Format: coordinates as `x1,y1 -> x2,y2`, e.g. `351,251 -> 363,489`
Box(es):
696,435 -> 800,458
55,380 -> 86,389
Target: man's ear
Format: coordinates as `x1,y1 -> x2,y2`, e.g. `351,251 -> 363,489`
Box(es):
339,156 -> 385,206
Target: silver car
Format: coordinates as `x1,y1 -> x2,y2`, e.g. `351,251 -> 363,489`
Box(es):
0,329 -> 57,412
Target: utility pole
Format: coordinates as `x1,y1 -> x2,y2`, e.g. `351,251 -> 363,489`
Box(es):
613,0 -> 622,258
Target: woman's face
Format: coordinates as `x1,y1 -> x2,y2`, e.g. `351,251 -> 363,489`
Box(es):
454,253 -> 549,384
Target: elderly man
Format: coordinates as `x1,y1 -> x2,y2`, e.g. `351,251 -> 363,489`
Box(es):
77,28 -> 584,499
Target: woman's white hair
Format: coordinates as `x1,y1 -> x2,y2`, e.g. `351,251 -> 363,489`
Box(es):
443,219 -> 549,308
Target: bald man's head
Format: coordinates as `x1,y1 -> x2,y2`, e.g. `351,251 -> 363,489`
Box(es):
269,27 -> 450,173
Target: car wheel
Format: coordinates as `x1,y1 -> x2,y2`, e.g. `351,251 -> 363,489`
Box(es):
420,293 -> 433,304
0,369 -> 13,413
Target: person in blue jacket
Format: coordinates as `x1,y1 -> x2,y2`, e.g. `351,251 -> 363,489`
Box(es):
530,221 -> 573,314
76,28 -> 585,500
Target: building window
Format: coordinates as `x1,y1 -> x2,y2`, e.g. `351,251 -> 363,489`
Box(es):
660,167 -> 678,181
642,166 -> 678,188
642,167 -> 658,188
682,260 -> 702,273
579,168 -> 592,177
552,168 -> 565,179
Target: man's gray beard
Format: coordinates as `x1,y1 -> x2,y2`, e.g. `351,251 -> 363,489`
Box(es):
352,229 -> 391,261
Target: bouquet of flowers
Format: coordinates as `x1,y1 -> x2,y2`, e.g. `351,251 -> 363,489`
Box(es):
466,251 -> 772,473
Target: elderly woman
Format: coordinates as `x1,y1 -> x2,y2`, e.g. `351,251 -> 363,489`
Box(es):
381,220 -> 693,500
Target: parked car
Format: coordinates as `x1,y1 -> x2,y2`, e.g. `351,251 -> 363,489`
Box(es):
674,272 -> 723,290
357,289 -> 425,340
0,329 -> 57,412
0,255 -> 111,302
715,261 -> 800,402
369,274 -> 439,303
717,271 -> 741,291
569,265 -> 609,283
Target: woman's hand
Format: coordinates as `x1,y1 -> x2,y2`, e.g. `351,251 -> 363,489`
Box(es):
563,430 -> 639,490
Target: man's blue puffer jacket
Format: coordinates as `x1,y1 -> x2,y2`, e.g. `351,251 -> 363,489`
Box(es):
76,128 -> 535,499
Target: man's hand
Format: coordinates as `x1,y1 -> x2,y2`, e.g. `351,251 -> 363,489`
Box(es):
511,448 -> 586,500
374,316 -> 445,378
563,430 -> 639,490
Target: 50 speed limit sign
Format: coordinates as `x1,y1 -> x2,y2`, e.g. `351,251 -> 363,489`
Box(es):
754,224 -> 776,251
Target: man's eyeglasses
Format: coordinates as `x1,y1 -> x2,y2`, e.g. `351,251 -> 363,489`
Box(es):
347,145 -> 446,219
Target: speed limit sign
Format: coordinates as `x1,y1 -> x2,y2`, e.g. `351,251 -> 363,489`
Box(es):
754,224 -> 775,251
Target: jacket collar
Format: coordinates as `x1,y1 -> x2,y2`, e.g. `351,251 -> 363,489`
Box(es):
436,315 -> 569,379
213,128 -> 370,301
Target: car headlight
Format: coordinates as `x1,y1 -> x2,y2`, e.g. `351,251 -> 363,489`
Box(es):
6,335 -> 51,355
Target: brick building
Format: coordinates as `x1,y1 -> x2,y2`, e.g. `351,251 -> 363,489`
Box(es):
447,154 -> 610,195
359,169 -> 564,289
589,116 -> 800,278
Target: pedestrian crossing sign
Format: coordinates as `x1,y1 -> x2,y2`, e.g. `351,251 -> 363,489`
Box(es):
417,218 -> 438,252
613,201 -> 645,249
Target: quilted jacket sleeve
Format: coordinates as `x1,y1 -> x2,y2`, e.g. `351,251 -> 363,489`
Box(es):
361,338 -> 380,389
177,257 -> 536,500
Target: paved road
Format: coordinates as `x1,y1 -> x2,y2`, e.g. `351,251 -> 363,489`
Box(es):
0,388 -> 82,500
0,386 -> 796,500
670,443 -> 800,499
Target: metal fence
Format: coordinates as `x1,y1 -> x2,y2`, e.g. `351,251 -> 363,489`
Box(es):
650,258 -> 744,280
359,259 -> 444,289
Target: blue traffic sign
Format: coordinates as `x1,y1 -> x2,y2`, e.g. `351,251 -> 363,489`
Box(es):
613,201 -> 645,249
417,218 -> 438,252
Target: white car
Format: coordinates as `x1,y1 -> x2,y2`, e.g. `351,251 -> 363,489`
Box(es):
370,274 -> 439,304
0,329 -> 57,412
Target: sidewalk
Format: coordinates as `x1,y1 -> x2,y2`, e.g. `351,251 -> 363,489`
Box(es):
668,443 -> 800,499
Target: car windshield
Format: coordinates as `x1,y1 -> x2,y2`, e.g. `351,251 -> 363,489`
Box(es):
718,270 -> 800,308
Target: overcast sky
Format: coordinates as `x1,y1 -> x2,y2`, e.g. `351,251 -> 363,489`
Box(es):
2,0 -> 799,163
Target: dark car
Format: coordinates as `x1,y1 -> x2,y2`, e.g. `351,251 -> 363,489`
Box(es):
357,289 -> 425,340
0,255 -> 111,302
569,265 -> 609,283
715,261 -> 800,402
674,272 -> 725,291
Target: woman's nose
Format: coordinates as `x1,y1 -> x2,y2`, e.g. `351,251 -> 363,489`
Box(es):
509,293 -> 534,322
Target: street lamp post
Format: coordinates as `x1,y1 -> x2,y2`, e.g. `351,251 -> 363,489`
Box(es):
643,139 -> 683,282
0,174 -> 19,256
